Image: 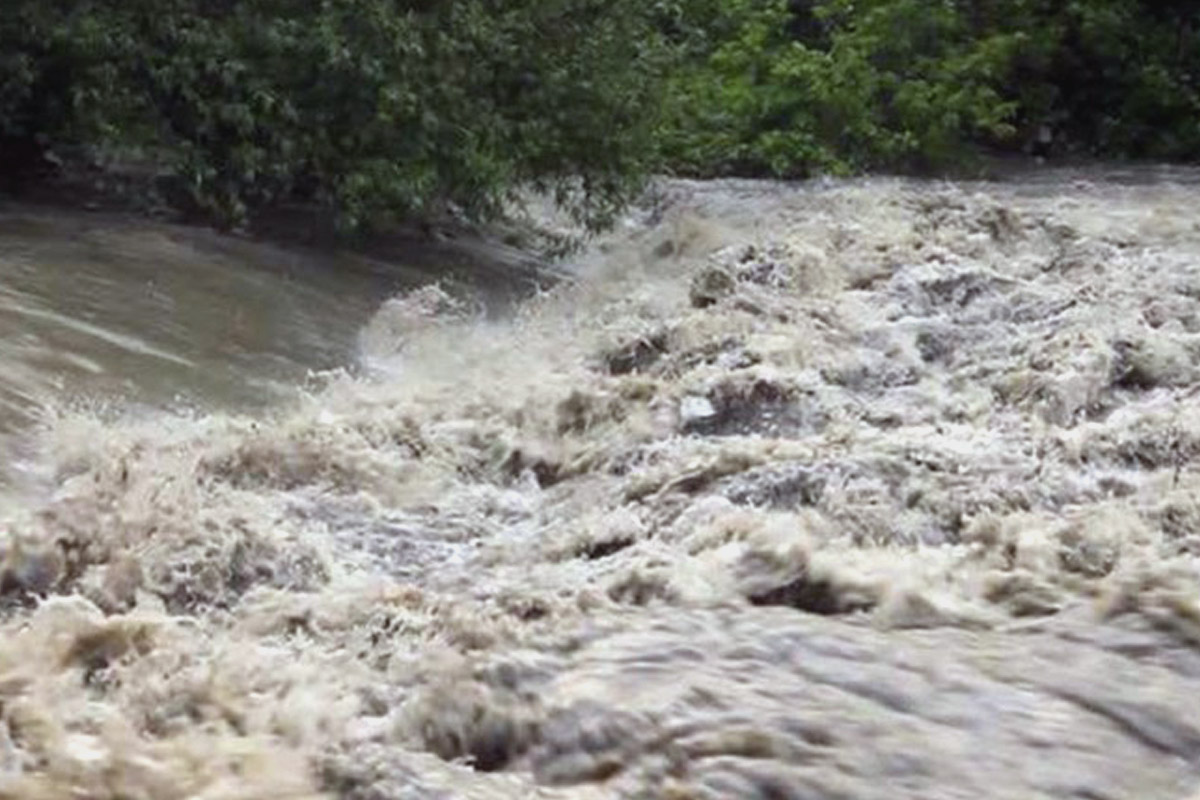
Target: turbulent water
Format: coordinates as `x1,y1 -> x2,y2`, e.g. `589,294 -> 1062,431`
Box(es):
0,207 -> 536,498
2,171 -> 1200,799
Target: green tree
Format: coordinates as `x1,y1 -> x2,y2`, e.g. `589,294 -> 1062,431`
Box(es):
1,0 -> 667,231
658,0 -> 1200,177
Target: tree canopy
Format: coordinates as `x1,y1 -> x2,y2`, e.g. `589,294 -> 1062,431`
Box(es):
660,0 -> 1200,177
2,0 -> 1198,232
1,0 -> 665,231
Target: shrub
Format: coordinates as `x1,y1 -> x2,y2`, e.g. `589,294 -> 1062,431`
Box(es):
658,0 -> 1200,177
0,0 -> 667,231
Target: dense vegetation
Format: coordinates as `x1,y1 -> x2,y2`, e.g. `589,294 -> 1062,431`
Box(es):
2,1 -> 1198,231
662,0 -> 1200,177
0,0 -> 664,230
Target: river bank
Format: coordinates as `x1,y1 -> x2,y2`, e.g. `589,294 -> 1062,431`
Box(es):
1,170 -> 1199,799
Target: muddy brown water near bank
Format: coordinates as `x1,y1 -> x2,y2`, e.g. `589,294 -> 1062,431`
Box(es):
0,205 -> 548,498
2,171 -> 1200,799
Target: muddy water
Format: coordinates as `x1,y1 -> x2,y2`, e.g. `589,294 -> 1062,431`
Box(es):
3,171 -> 1200,800
0,212 -> 383,424
0,208 -> 536,498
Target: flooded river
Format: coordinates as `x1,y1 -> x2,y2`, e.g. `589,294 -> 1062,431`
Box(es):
0,207 -> 536,496
1,168 -> 1200,799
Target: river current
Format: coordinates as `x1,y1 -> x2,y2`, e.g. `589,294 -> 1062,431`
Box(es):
1,168 -> 1199,799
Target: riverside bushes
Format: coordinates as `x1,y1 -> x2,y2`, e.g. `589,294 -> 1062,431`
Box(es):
0,0 -> 665,231
658,0 -> 1200,178
1,0 -> 1198,230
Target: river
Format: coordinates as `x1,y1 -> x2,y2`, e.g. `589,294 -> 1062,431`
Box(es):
0,167 -> 1199,799
0,206 -> 539,500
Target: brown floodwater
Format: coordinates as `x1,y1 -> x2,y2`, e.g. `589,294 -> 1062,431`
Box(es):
0,210 -> 509,427
1,168 -> 1199,800
0,207 -> 543,501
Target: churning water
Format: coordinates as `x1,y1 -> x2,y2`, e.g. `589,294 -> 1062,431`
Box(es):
1,169 -> 1200,799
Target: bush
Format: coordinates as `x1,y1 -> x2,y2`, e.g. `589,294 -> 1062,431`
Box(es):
0,0 -> 667,231
4,0 -> 1198,230
657,0 -> 1023,177
658,0 -> 1200,177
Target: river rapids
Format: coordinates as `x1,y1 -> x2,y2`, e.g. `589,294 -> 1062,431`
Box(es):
1,171 -> 1200,799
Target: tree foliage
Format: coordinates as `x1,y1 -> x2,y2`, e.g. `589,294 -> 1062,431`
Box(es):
0,0 -> 666,231
659,0 -> 1200,177
2,0 -> 1198,233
